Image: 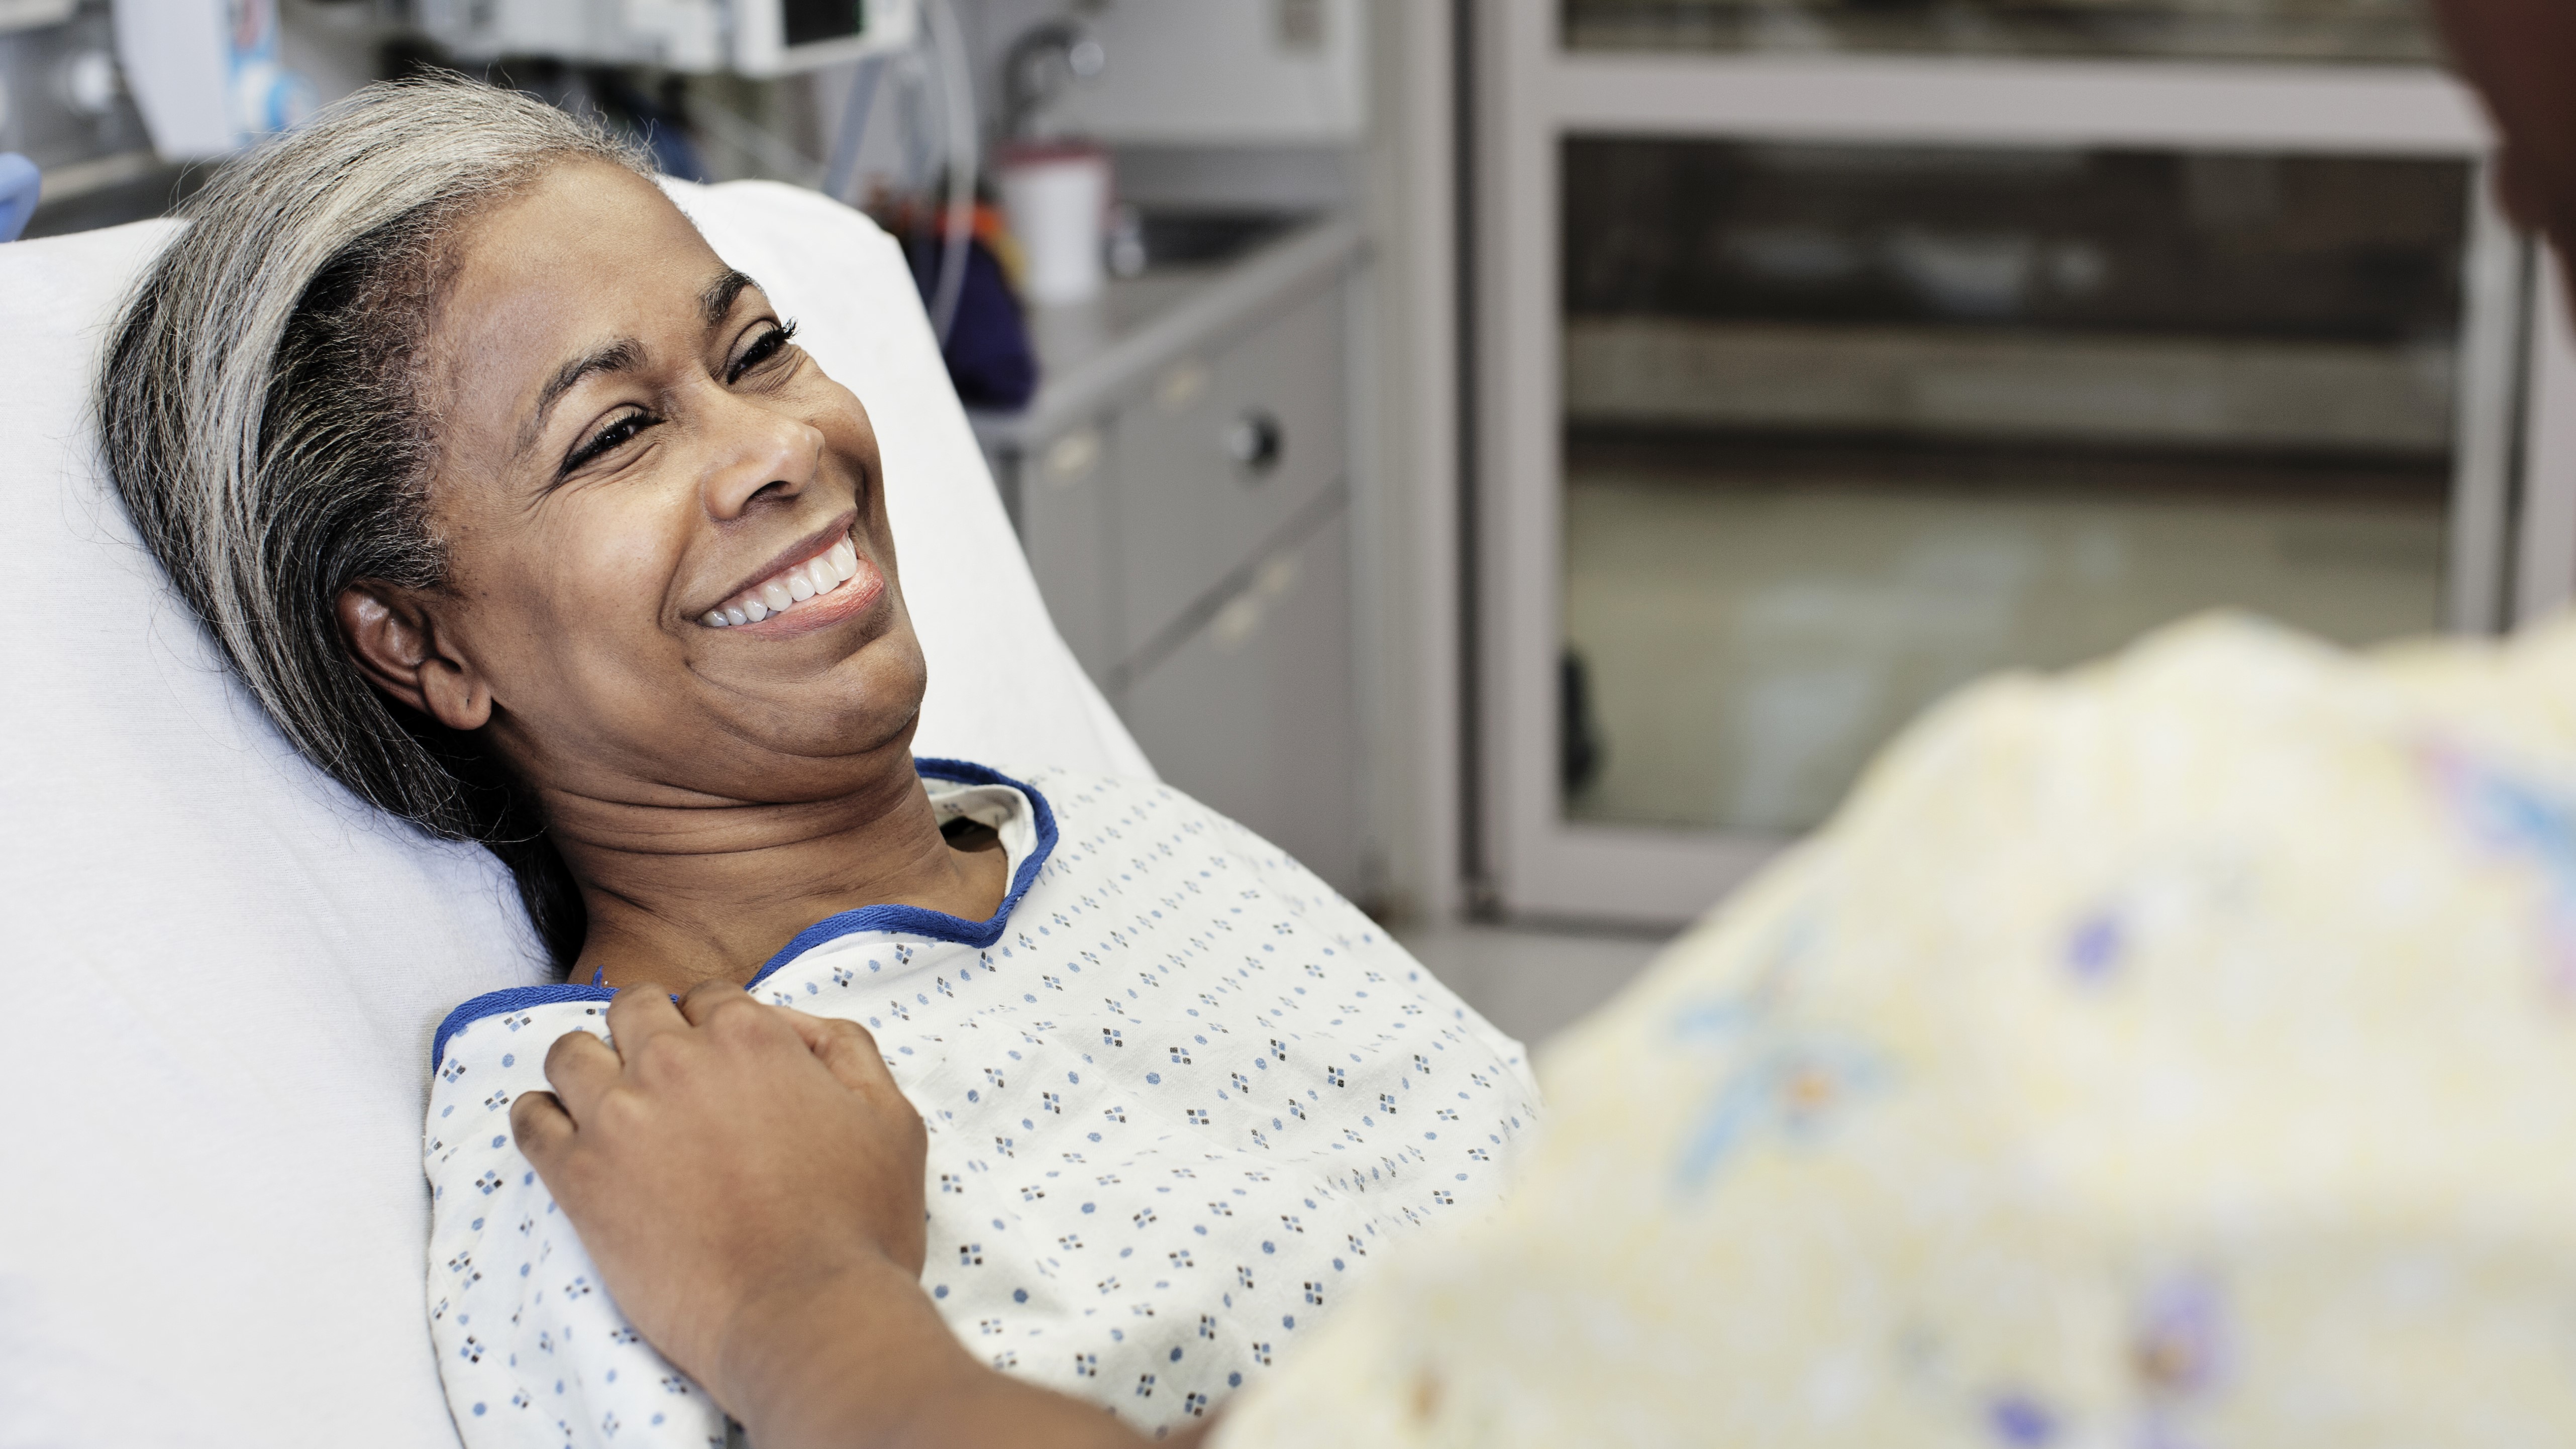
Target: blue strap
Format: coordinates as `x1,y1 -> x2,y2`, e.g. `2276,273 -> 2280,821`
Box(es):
0,154 -> 39,244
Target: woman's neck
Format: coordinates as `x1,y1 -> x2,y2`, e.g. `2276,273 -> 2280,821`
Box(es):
546,763 -> 1011,993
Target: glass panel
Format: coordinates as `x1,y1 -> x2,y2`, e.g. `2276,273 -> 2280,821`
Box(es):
1559,138 -> 2471,834
1562,0 -> 2438,65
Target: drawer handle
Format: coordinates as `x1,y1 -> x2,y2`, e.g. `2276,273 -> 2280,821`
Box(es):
1223,411 -> 1284,476
1045,426 -> 1102,486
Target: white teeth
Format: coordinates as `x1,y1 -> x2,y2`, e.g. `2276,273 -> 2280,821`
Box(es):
714,533 -> 859,629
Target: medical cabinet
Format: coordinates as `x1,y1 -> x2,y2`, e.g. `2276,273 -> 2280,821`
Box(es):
1475,0 -> 2564,923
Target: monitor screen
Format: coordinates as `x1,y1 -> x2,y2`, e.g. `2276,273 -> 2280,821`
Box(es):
783,0 -> 864,48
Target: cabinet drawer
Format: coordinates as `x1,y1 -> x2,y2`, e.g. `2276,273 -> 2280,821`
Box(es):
1009,423 -> 1120,679
1115,497 -> 1360,895
1114,282 -> 1346,660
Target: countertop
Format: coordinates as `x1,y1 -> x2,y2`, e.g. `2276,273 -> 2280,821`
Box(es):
969,215 -> 1367,451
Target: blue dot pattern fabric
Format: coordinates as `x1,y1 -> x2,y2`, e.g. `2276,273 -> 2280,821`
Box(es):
422,763 -> 1540,1445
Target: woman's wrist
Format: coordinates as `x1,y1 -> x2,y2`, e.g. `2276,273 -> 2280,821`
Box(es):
711,1250 -> 1185,1449
713,1250 -> 976,1449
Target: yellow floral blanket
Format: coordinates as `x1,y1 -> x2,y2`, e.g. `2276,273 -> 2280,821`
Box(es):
1218,613 -> 2576,1447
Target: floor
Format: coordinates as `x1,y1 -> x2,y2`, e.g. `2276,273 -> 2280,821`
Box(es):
1562,440 -> 2447,835
1391,920 -> 1675,1053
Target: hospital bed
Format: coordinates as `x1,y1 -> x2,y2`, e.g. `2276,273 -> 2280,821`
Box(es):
0,178 -> 1149,1446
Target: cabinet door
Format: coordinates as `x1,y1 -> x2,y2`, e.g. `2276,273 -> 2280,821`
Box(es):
1011,422 -> 1122,681
1114,284 -> 1348,664
1478,2 -> 2532,924
1117,498 -> 1362,897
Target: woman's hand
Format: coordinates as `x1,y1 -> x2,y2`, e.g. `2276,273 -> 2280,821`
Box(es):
508,982 -> 1177,1449
508,983 -> 928,1419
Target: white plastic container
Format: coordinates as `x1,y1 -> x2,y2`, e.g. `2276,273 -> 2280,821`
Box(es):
997,142 -> 1111,307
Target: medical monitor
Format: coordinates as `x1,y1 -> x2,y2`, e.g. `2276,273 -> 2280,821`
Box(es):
732,0 -> 915,76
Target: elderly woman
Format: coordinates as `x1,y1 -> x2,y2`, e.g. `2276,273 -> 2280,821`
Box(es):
97,77 -> 1536,1448
476,4 -> 2576,1448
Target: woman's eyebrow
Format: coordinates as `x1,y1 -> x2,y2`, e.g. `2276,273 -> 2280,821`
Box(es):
701,268 -> 760,324
521,337 -> 647,457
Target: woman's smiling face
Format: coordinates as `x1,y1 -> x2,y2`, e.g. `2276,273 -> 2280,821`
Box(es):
339,158 -> 927,810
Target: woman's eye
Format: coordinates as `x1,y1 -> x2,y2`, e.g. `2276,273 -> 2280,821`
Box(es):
726,321 -> 799,384
563,409 -> 659,473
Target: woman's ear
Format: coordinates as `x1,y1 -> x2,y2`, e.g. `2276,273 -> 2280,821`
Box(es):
336,582 -> 494,732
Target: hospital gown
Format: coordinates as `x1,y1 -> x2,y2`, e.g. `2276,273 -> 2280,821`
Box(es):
423,761 -> 1538,1446
1216,612 -> 2576,1448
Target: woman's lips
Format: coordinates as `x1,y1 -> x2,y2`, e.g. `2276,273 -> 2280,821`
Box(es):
704,544 -> 886,639
701,531 -> 861,628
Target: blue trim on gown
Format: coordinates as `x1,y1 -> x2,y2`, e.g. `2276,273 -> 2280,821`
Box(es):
429,759 -> 1056,1069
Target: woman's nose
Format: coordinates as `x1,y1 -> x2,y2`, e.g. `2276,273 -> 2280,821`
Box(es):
700,393 -> 826,520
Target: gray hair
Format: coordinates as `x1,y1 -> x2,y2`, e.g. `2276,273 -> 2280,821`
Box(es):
98,75 -> 653,968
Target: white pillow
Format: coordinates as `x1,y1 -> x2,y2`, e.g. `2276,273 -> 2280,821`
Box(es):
0,179 -> 1147,1447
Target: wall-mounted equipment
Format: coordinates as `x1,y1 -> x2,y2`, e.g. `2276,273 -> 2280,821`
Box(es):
733,0 -> 915,76
110,0 -> 311,158
410,0 -> 914,77
410,0 -> 727,72
1029,0 -> 1364,145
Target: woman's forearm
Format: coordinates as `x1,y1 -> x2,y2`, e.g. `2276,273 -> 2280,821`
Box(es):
718,1252 -> 1191,1449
